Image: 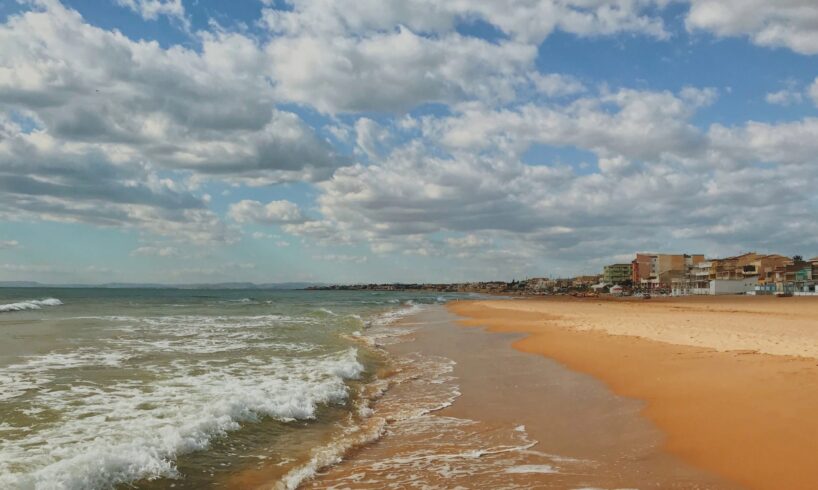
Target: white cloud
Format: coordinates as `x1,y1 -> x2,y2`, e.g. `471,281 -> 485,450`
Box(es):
530,73 -> 586,97
707,118 -> 818,167
686,0 -> 818,55
131,245 -> 181,257
115,0 -> 187,24
0,2 -> 340,185
354,118 -> 392,160
445,234 -> 491,249
266,27 -> 536,113
766,89 -> 804,106
262,0 -> 670,44
260,0 -> 672,114
0,117 -> 232,244
0,240 -> 20,249
228,200 -> 306,224
251,86 -> 818,264
312,254 -> 368,263
426,87 -> 711,162
810,78 -> 818,106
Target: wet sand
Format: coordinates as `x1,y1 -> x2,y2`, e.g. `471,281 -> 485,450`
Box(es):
450,296 -> 818,490
302,307 -> 731,489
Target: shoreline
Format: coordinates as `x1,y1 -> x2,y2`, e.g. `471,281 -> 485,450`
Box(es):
299,304 -> 731,489
449,296 -> 818,490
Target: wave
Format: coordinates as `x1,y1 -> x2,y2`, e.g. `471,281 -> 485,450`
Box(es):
0,349 -> 364,489
276,352 -> 458,490
369,302 -> 425,328
0,298 -> 63,313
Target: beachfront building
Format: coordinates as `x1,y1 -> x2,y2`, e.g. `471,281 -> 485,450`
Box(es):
691,261 -> 713,295
751,255 -> 793,285
769,260 -> 818,294
603,263 -> 632,285
709,277 -> 759,295
711,253 -> 756,280
631,253 -> 705,294
572,275 -> 601,288
631,253 -> 653,286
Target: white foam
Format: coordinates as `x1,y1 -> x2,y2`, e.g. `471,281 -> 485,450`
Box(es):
0,349 -> 364,489
369,303 -> 425,327
505,464 -> 558,474
0,298 -> 63,313
0,349 -> 130,402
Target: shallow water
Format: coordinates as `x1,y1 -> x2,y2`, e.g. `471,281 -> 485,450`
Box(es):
0,288 -> 463,489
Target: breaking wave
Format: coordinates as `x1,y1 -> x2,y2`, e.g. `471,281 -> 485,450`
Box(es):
0,348 -> 364,489
0,298 -> 63,313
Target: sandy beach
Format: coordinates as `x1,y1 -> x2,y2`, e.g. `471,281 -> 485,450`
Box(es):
301,306 -> 734,489
449,296 -> 818,490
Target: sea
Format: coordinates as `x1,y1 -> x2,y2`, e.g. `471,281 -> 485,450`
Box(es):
0,288 -> 469,489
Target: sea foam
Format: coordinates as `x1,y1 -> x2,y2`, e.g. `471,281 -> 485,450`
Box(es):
0,348 -> 364,489
0,298 -> 63,313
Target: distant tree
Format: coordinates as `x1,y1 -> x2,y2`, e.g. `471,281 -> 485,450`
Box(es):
794,255 -> 804,262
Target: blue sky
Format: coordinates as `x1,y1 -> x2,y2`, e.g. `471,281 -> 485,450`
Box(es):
1,0 -> 818,284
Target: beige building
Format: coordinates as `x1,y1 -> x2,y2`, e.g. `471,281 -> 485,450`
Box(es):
631,253 -> 705,293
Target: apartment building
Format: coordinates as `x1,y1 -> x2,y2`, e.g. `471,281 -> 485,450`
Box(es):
631,253 -> 704,293
603,263 -> 633,285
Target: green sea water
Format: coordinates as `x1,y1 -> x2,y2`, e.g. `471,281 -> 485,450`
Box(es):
0,288 -> 462,489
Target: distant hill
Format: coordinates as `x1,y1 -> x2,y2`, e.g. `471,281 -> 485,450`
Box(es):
0,281 -> 325,290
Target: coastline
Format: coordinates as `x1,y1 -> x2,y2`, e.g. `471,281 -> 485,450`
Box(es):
449,296 -> 818,490
297,304 -> 731,489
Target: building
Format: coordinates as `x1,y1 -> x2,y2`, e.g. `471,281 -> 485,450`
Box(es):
631,253 -> 705,293
751,255 -> 793,285
770,260 -> 817,294
709,277 -> 758,295
709,253 -> 762,281
572,275 -> 601,288
631,253 -> 653,285
603,263 -> 633,285
691,261 -> 713,295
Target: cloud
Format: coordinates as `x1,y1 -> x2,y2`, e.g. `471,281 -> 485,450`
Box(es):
262,0 -> 670,44
810,78 -> 818,106
228,200 -> 307,224
261,0 -> 671,114
426,87 -> 713,162
529,73 -> 587,97
255,86 -> 818,264
354,118 -> 392,160
707,118 -> 818,168
312,254 -> 368,263
0,2 -> 340,185
266,27 -> 536,113
686,0 -> 818,55
114,0 -> 187,25
0,240 -> 20,249
0,116 -> 231,244
766,89 -> 804,106
130,245 -> 181,257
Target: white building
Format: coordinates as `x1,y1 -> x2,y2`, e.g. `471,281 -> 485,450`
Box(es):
708,276 -> 758,295
690,261 -> 712,295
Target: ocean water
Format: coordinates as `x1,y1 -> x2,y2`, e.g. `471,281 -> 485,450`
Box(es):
0,288 -> 463,489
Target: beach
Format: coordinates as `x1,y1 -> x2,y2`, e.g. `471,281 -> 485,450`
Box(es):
302,304 -> 734,489
447,296 -> 818,490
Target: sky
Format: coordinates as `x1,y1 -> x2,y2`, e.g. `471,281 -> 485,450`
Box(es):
1,0 -> 818,284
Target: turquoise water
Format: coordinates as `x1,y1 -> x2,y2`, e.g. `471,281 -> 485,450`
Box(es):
0,288 -> 461,489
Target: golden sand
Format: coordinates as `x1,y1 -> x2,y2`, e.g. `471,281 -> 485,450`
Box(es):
298,308 -> 730,489
449,296 -> 818,490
